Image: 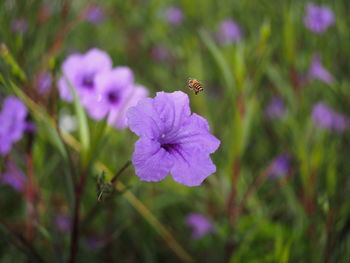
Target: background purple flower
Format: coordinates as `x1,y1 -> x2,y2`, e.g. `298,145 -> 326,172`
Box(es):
0,96 -> 28,155
186,213 -> 214,239
269,153 -> 291,178
54,214 -> 71,233
37,71 -> 52,94
312,102 -> 348,132
11,18 -> 28,33
0,161 -> 27,192
85,6 -> 105,25
58,48 -> 112,106
308,54 -> 334,84
151,45 -> 171,62
265,97 -> 286,120
85,67 -> 148,129
127,91 -> 220,186
304,3 -> 334,34
164,6 -> 183,26
217,19 -> 243,45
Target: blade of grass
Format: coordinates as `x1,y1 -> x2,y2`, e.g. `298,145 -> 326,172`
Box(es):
64,76 -> 90,166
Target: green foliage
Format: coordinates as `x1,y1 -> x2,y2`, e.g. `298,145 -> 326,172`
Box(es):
0,0 -> 350,262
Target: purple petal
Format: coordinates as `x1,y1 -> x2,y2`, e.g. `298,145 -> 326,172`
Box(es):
309,54 -> 334,84
170,147 -> 216,186
109,84 -> 149,129
164,6 -> 184,26
58,49 -> 112,104
0,96 -> 27,155
171,114 -> 220,154
0,161 -> 27,192
127,98 -> 164,139
217,19 -> 243,45
304,3 -> 334,34
186,213 -> 214,239
153,91 -> 191,134
132,137 -> 173,182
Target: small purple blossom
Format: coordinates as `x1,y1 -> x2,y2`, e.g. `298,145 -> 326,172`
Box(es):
186,213 -> 214,239
127,91 -> 220,186
151,45 -> 171,62
37,71 -> 52,94
164,6 -> 184,26
304,3 -> 334,34
85,6 -> 105,25
265,97 -> 286,120
11,18 -> 28,33
312,102 -> 348,132
54,214 -> 71,233
217,19 -> 243,45
85,236 -> 105,250
0,161 -> 27,192
85,67 -> 148,129
0,96 -> 28,155
269,153 -> 291,178
308,54 -> 334,84
58,48 -> 112,106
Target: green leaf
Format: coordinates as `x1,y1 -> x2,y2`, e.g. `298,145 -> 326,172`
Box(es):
64,75 -> 90,166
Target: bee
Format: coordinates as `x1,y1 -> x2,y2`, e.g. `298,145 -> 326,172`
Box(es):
188,78 -> 204,95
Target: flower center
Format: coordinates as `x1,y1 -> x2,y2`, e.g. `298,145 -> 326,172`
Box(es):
107,91 -> 120,104
82,75 -> 94,89
161,143 -> 179,153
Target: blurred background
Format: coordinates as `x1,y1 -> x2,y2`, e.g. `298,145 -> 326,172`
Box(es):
1,0 -> 350,262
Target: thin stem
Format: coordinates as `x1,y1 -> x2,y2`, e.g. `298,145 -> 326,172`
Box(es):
83,161 -> 132,226
68,169 -> 88,263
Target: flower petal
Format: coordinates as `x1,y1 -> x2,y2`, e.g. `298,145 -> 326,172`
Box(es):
167,113 -> 220,154
127,98 -> 162,139
110,84 -> 149,129
153,91 -> 191,135
82,48 -> 113,73
132,137 -> 173,182
170,147 -> 216,186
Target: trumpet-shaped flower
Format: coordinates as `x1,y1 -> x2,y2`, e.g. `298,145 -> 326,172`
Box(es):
217,19 -> 243,45
304,3 -> 334,34
85,67 -> 148,129
58,48 -> 112,106
186,213 -> 214,239
312,102 -> 348,132
308,54 -> 334,84
0,161 -> 27,192
127,91 -> 220,186
0,96 -> 28,155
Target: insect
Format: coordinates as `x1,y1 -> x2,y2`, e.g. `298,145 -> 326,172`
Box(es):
188,78 -> 204,95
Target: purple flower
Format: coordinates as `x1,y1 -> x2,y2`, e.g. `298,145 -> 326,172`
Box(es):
0,96 -> 28,155
164,6 -> 184,26
186,213 -> 214,239
58,48 -> 112,106
37,71 -> 52,94
217,19 -> 243,45
151,45 -> 171,62
304,3 -> 334,34
127,91 -> 220,186
85,6 -> 105,25
308,54 -> 334,84
85,67 -> 148,129
54,214 -> 71,233
11,19 -> 28,33
312,102 -> 348,132
0,161 -> 27,192
269,153 -> 290,178
85,236 -> 104,250
265,97 -> 286,120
